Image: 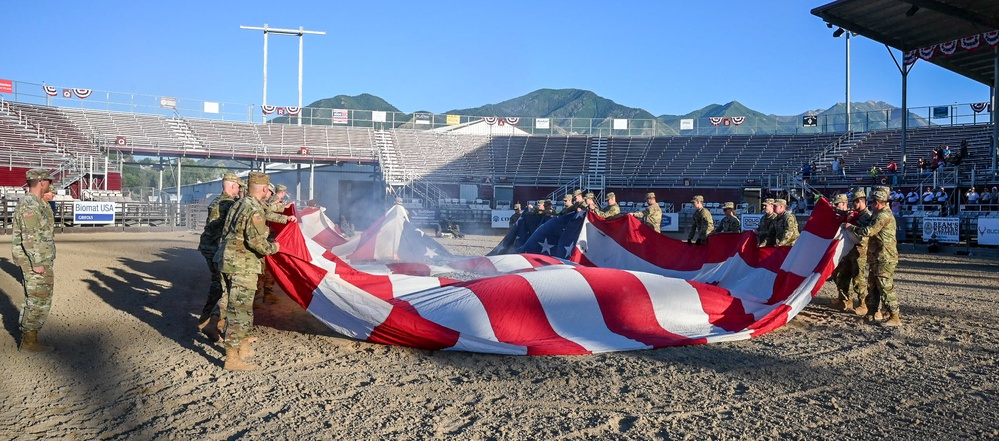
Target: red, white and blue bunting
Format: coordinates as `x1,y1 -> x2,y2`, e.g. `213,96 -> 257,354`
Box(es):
483,117 -> 520,126
286,106 -> 301,116
970,102 -> 992,113
709,117 -> 743,126
709,117 -> 723,126
265,197 -> 853,355
43,85 -> 58,97
905,30 -> 999,66
732,116 -> 746,126
261,105 -> 276,115
73,89 -> 92,99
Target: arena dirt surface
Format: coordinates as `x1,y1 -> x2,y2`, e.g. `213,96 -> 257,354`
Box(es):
1,230 -> 997,440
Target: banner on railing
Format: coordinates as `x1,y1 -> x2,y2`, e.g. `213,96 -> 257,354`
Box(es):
0,79 -> 12,94
662,213 -> 679,232
491,210 -> 515,228
680,119 -> 694,130
73,201 -> 116,225
802,115 -> 817,127
372,111 -> 386,123
204,101 -> 219,114
977,217 -> 999,245
922,217 -> 960,243
333,109 -> 348,124
446,114 -> 460,126
535,118 -> 550,129
613,119 -> 628,130
159,97 -> 176,109
741,214 -> 764,231
414,113 -> 431,125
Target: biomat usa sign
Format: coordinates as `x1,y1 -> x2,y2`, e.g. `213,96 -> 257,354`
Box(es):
73,202 -> 116,224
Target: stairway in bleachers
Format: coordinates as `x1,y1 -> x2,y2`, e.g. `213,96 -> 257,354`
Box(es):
588,137 -> 607,194
374,130 -> 405,186
166,118 -> 204,151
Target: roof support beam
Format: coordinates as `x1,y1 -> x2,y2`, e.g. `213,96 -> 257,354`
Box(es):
900,0 -> 999,30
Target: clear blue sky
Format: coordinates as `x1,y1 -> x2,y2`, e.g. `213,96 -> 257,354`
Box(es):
3,1 -> 991,116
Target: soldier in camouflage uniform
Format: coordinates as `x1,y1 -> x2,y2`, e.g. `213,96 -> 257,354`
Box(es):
848,187 -> 901,326
833,190 -> 875,314
712,202 -> 742,234
257,183 -> 296,305
572,189 -> 586,212
687,195 -> 714,245
631,192 -> 662,233
831,193 -> 850,215
589,192 -> 621,219
12,169 -> 56,352
218,172 -> 280,371
532,199 -> 554,218
196,173 -> 241,341
559,194 -> 575,216
509,204 -> 523,227
770,198 -> 799,246
757,198 -> 777,247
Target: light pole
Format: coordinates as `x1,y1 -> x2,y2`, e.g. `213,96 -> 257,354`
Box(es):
240,24 -> 326,125
832,27 -> 851,133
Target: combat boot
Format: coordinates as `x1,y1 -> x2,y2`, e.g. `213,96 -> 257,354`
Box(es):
224,347 -> 258,371
842,299 -> 855,313
262,291 -> 279,305
200,315 -> 223,343
238,337 -> 258,359
863,314 -> 877,324
831,297 -> 845,310
854,304 -> 868,316
19,330 -> 53,353
882,313 -> 902,327
874,311 -> 884,320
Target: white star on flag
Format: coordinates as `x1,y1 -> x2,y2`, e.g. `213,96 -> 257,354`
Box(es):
564,245 -> 574,257
424,247 -> 438,258
539,238 -> 554,254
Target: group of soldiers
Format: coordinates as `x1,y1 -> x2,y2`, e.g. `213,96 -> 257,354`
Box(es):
197,172 -> 297,371
831,186 -> 901,326
686,195 -> 745,244
755,198 -> 800,247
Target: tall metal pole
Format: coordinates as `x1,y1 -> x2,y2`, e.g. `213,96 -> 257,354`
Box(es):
263,24 -> 269,124
846,33 -> 851,133
992,48 -> 998,176
902,67 -> 908,177
298,26 -> 304,127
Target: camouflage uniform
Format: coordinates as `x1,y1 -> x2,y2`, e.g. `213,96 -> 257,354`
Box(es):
220,174 -> 280,354
712,202 -> 741,234
258,185 -> 291,303
757,199 -> 777,247
559,195 -> 576,216
632,192 -> 662,233
687,195 -> 714,243
771,199 -> 799,246
12,170 -> 56,335
850,189 -> 900,323
509,204 -> 522,227
834,191 -> 872,310
592,192 -> 621,219
197,174 -> 240,324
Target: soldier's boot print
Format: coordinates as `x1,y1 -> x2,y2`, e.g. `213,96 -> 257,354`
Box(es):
238,337 -> 258,359
224,346 -> 258,371
19,330 -> 53,353
882,313 -> 902,327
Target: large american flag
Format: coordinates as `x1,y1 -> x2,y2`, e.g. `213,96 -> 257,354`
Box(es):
266,199 -> 853,355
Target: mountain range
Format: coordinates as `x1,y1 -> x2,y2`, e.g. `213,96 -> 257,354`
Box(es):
273,88 -> 928,134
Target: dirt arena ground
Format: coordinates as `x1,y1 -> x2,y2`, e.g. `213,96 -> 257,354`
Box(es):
0,230 -> 997,440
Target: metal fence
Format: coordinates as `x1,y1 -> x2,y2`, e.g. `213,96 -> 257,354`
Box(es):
2,78 -> 993,136
0,200 -> 202,233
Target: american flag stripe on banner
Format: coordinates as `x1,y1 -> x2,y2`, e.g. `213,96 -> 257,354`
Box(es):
266,198 -> 853,355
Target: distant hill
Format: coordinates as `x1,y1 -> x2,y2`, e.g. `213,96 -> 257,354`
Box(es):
284,90 -> 933,135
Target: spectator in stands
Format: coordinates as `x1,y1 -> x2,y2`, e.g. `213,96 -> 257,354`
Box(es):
906,188 -> 919,205
935,187 -> 949,215
831,157 -> 845,178
955,139 -> 969,166
922,187 -> 934,203
991,187 -> 999,209
891,189 -> 903,207
942,145 -> 953,162
869,165 -> 881,184
981,188 -> 993,207
966,187 -> 980,205
918,158 -> 928,174
885,159 -> 898,185
801,162 -> 812,184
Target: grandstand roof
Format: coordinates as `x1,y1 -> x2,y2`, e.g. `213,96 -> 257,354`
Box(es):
812,0 -> 999,85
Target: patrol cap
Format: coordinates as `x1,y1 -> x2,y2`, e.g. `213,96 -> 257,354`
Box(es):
722,202 -> 735,210
645,192 -> 656,199
763,198 -> 775,206
563,194 -> 572,201
872,189 -> 890,202
267,183 -> 276,193
275,184 -> 287,192
513,203 -> 522,210
774,198 -> 787,206
691,195 -> 704,203
537,199 -> 547,206
573,189 -> 583,196
585,192 -> 595,199
247,171 -> 269,186
833,194 -> 849,204
26,168 -> 52,181
222,173 -> 240,183
605,192 -> 615,200
851,189 -> 867,201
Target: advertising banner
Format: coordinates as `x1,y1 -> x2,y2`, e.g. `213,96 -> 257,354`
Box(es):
977,217 -> 999,245
535,118 -> 550,129
492,210 -> 515,229
741,214 -> 764,231
680,119 -> 694,130
446,114 -> 460,125
0,79 -> 13,94
922,217 -> 960,243
73,201 -> 116,225
661,213 -> 679,232
332,109 -> 348,124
